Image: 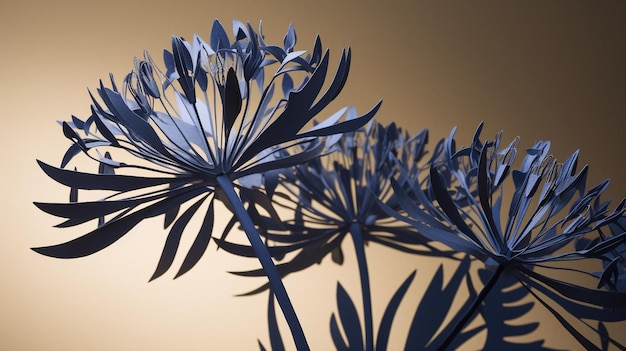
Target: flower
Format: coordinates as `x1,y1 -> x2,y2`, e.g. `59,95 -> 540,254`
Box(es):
33,20 -> 380,350
388,123 -> 626,349
218,120 -> 450,286
219,120 -> 452,351
34,19 -> 379,278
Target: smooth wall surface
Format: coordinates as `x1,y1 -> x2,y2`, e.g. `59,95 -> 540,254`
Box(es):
1,1 -> 625,350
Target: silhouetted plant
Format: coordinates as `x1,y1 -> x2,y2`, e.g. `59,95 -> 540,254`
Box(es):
218,121 -> 455,350
476,268 -> 558,350
32,17 -> 626,351
327,257 -> 479,351
33,19 -> 380,350
260,257 -> 484,351
385,123 -> 626,350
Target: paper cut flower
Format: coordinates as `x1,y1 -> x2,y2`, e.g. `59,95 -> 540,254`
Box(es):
386,123 -> 626,349
33,19 -> 380,350
218,121 -> 452,350
220,121 -> 449,280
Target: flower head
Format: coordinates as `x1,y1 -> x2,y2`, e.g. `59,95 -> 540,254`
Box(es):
218,120 -> 452,287
33,19 -> 380,281
389,123 -> 626,347
403,123 -> 626,268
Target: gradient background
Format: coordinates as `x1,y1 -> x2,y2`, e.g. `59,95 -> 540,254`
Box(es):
1,1 -> 625,350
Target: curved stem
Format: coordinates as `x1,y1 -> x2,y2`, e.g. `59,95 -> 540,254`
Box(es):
350,222 -> 374,351
216,175 -> 309,350
437,263 -> 505,351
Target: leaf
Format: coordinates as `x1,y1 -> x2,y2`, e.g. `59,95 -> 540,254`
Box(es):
520,266 -> 626,309
237,50 -> 332,160
296,102 -> 381,139
171,36 -> 196,104
235,142 -> 325,179
164,204 -> 179,229
175,197 -> 215,278
62,121 -> 86,150
429,165 -> 482,245
223,67 -> 242,133
210,18 -> 230,51
518,271 -> 626,322
32,186 -> 207,258
150,195 -> 207,281
426,275 -> 486,351
308,48 -> 351,116
281,74 -> 294,97
331,314 -> 349,351
332,282 -> 364,351
283,23 -> 296,52
477,269 -> 556,350
304,34 -> 320,65
406,256 -> 471,349
92,106 -> 120,146
477,144 -> 503,251
138,59 -> 161,98
37,160 -> 188,191
376,270 -> 416,351
60,143 -> 82,168
520,280 -> 601,351
98,89 -> 172,161
597,257 -> 620,290
34,186 -> 193,227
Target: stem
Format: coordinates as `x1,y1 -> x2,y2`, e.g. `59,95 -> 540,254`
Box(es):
350,222 -> 374,351
437,263 -> 505,351
216,174 -> 309,350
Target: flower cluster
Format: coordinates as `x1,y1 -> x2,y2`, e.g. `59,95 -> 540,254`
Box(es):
34,19 -> 379,278
34,19 -> 626,351
218,121 -> 453,284
387,123 -> 626,349
34,19 -> 380,350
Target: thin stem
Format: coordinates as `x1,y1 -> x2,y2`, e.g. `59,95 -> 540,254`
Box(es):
350,222 -> 374,351
437,263 -> 505,351
216,174 -> 309,351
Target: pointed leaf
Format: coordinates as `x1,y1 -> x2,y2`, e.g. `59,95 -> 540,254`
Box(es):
150,195 -> 207,281
336,282 -> 363,350
32,186 -> 206,258
175,197 -> 215,278
223,67 -> 242,133
37,160 -> 189,191
376,270 -> 416,351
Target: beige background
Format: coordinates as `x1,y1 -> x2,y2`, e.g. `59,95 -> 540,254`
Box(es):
1,1 -> 625,350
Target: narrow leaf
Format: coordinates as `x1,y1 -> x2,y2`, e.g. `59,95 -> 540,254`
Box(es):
150,195 -> 207,281
175,197 -> 215,278
223,67 -> 242,133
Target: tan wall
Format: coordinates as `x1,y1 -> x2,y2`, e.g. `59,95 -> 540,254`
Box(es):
1,1 -> 624,349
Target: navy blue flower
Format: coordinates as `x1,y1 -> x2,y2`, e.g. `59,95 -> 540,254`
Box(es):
387,123 -> 626,349
220,120 -> 451,277
219,121 -> 453,351
34,19 -> 380,350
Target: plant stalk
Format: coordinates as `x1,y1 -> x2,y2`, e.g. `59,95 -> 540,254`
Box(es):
350,222 -> 374,351
216,174 -> 309,350
437,263 -> 505,351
